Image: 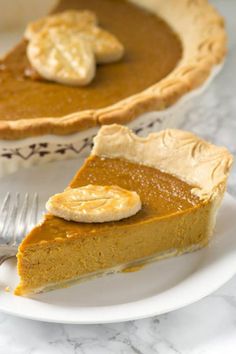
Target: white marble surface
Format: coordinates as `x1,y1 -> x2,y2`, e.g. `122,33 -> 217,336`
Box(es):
0,0 -> 236,353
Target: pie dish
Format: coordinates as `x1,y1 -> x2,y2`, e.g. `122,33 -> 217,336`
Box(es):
0,0 -> 226,175
14,124 -> 233,296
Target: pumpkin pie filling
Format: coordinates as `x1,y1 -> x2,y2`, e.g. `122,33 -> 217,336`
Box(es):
0,0 -> 182,121
14,125 -> 233,296
16,157 -> 208,295
22,156 -> 203,246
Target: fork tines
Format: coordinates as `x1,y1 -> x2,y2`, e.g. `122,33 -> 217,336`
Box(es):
0,192 -> 39,246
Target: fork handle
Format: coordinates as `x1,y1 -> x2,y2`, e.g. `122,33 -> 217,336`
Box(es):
0,254 -> 15,265
0,245 -> 18,254
0,246 -> 17,265
0,245 -> 17,265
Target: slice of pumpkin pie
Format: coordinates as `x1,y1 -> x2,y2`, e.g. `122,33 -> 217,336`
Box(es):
15,125 -> 233,296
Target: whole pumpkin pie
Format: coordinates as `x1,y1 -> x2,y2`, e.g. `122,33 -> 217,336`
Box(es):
14,125 -> 233,296
0,0 -> 226,140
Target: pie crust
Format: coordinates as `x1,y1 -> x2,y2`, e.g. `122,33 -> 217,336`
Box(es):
92,124 -> 233,200
0,0 -> 226,139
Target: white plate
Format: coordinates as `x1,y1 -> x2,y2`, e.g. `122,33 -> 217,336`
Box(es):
0,158 -> 236,324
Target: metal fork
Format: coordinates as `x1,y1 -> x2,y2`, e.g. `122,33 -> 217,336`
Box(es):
0,193 -> 39,265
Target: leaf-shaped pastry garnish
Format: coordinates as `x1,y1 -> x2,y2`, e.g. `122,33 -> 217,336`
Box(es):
25,10 -> 124,86
46,185 -> 141,223
27,27 -> 95,86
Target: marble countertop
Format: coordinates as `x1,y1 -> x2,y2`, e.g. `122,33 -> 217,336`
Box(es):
0,0 -> 236,353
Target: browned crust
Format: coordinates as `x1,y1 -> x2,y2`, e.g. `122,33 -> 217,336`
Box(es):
0,112 -> 97,140
0,0 -> 227,140
92,124 -> 233,200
